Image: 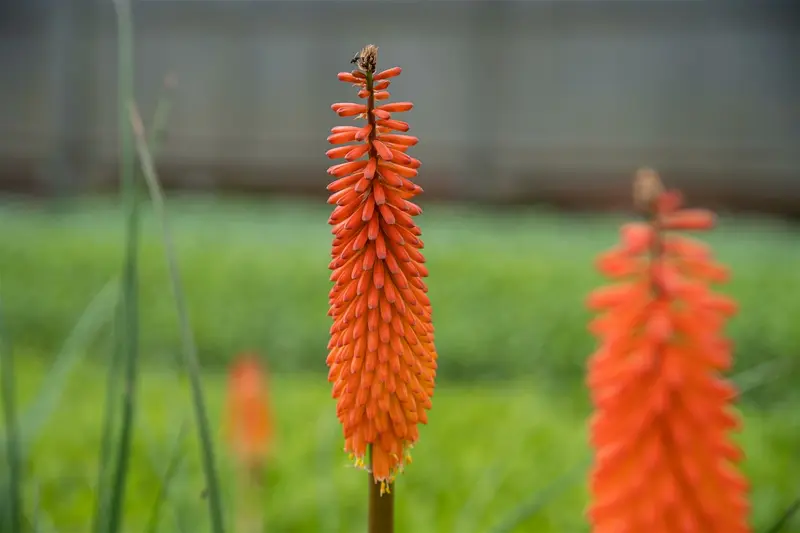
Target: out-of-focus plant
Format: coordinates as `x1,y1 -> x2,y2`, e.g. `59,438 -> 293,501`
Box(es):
94,1 -> 141,532
0,288 -> 21,533
586,168 -> 751,532
226,353 -> 273,472
128,98 -> 226,533
325,44 -> 438,532
225,353 -> 273,533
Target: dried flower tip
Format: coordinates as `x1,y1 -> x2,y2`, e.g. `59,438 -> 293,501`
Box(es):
633,167 -> 664,213
353,44 -> 378,74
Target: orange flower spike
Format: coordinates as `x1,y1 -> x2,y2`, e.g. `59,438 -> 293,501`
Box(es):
586,168 -> 751,533
225,354 -> 273,469
326,44 -> 437,491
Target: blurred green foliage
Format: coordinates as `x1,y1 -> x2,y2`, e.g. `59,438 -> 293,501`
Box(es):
1,196 -> 799,532
10,359 -> 800,533
0,196 -> 798,408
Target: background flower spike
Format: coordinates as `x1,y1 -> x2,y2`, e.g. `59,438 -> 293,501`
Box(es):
586,168 -> 751,533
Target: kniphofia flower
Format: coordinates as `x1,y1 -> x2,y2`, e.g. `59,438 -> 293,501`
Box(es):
325,45 -> 437,492
586,169 -> 750,533
225,353 -> 273,469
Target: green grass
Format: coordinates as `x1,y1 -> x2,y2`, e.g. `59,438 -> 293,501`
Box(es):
0,196 -> 798,406
1,195 -> 799,531
10,358 -> 800,533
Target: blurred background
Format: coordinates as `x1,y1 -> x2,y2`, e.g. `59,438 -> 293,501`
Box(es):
0,1 -> 798,532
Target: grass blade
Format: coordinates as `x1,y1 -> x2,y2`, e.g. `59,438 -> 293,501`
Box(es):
30,480 -> 60,533
146,74 -> 175,155
0,289 -> 21,533
128,101 -> 226,533
91,320 -> 123,533
487,457 -> 589,533
20,279 -> 117,450
764,494 -> 800,533
31,480 -> 39,533
733,359 -> 787,397
144,421 -> 188,533
105,0 -> 141,531
452,461 -> 506,533
92,53 -> 174,533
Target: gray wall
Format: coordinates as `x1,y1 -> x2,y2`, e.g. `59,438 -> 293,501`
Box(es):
0,1 -> 798,211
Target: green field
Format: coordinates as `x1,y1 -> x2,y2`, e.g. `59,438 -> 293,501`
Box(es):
10,361 -> 800,533
1,196 -> 799,532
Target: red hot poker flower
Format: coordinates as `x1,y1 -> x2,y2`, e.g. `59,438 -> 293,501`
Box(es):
586,170 -> 750,533
325,45 -> 437,492
225,354 -> 273,469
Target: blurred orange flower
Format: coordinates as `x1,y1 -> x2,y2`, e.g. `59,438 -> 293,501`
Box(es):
586,172 -> 750,533
325,45 -> 437,491
225,353 -> 273,468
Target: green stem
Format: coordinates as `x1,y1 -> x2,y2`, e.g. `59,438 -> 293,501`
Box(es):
91,323 -> 122,533
0,292 -> 21,533
128,102 -> 226,533
106,0 -> 140,531
367,444 -> 394,533
144,421 -> 188,533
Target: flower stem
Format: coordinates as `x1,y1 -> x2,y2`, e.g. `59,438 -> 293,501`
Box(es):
365,65 -> 395,533
365,71 -> 377,156
367,444 -> 394,533
0,293 -> 21,533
